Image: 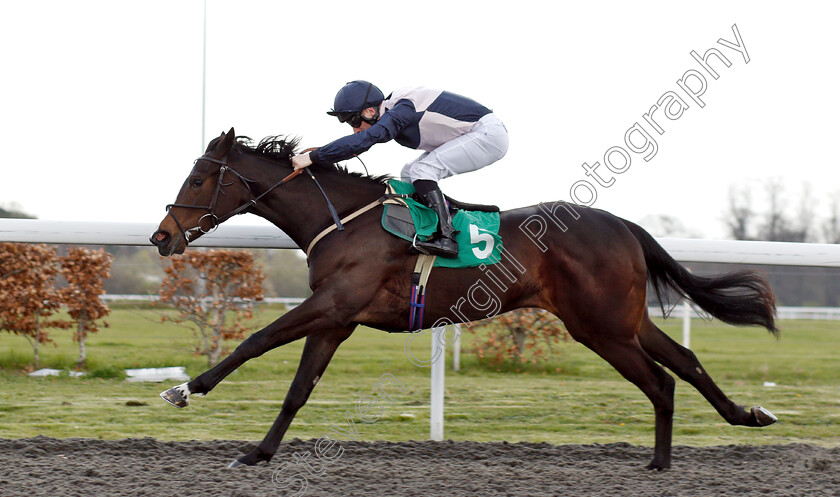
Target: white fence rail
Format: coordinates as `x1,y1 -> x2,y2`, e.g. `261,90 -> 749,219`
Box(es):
3,218 -> 840,441
654,237 -> 840,267
649,305 -> 840,321
0,219 -> 296,248
4,219 -> 840,266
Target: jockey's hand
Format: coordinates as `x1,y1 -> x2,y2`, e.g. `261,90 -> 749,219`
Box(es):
292,153 -> 313,171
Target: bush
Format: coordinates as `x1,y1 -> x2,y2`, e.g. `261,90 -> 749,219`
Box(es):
469,308 -> 570,365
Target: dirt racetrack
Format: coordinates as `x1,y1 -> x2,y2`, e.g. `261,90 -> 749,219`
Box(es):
1,437 -> 837,497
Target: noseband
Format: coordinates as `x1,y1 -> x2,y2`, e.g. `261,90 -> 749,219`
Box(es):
165,153 -> 343,246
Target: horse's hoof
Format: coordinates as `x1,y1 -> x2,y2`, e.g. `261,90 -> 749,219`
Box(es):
160,382 -> 190,408
228,458 -> 246,469
751,406 -> 778,426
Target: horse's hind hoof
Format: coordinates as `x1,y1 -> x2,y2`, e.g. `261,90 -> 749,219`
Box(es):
228,458 -> 246,469
751,406 -> 778,426
160,382 -> 190,408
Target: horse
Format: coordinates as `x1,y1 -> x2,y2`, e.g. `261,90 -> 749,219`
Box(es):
151,128 -> 779,470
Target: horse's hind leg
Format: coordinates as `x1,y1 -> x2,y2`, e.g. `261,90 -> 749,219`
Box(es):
230,326 -> 355,467
637,316 -> 777,427
579,334 -> 677,470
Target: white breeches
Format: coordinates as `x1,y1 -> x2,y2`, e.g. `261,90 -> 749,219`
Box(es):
400,113 -> 509,183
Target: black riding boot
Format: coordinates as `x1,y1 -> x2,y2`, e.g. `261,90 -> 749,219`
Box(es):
413,183 -> 459,258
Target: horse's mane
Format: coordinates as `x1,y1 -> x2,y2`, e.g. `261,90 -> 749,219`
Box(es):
216,135 -> 391,185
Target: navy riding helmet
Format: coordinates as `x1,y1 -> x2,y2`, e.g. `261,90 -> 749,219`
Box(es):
327,81 -> 385,125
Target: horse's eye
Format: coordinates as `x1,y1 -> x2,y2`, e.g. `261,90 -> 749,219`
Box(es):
191,178 -> 204,188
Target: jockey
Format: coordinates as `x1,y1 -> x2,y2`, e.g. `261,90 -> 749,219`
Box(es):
291,80 -> 509,258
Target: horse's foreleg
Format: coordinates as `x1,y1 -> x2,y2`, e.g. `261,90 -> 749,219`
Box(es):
160,292 -> 341,408
230,327 -> 354,467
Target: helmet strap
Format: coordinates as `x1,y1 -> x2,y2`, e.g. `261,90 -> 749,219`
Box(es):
361,107 -> 380,125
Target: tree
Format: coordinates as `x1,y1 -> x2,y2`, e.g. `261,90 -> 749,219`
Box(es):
823,192 -> 840,244
60,247 -> 113,369
159,250 -> 265,367
725,185 -> 755,240
469,308 -> 569,365
757,179 -> 812,242
725,180 -> 814,242
638,214 -> 702,238
0,243 -> 70,369
0,202 -> 35,219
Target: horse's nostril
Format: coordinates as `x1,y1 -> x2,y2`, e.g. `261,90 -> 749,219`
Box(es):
151,230 -> 171,247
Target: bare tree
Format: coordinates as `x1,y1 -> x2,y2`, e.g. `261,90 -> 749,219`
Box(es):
757,179 -> 812,242
639,214 -> 703,238
792,183 -> 816,243
725,185 -> 755,240
823,192 -> 840,244
758,180 -> 786,241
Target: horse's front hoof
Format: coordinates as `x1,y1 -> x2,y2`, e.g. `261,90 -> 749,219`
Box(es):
751,406 -> 778,426
160,382 -> 190,408
228,458 -> 246,469
645,460 -> 669,471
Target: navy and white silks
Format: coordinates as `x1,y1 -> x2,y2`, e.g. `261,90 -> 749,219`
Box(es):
309,87 -> 509,182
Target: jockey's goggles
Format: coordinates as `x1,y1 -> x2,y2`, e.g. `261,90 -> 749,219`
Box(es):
337,112 -> 365,128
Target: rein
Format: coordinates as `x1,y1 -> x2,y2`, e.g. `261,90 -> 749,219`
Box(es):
166,154 -> 343,246
304,185 -> 410,258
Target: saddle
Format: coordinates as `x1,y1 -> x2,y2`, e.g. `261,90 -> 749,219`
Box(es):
382,180 -> 503,269
443,195 -> 499,214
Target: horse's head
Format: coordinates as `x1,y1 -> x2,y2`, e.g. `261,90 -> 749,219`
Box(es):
151,127 -> 254,256
152,130 -> 382,256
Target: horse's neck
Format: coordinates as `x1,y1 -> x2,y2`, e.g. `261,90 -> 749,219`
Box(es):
255,171 -> 385,251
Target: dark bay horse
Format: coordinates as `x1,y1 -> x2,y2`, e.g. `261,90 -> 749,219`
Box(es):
151,128 -> 779,470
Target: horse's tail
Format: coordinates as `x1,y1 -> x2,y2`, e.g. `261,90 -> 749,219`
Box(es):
621,219 -> 778,335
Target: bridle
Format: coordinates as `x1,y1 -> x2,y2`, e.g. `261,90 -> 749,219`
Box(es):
165,153 -> 344,246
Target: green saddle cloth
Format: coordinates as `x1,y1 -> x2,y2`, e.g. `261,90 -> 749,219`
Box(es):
382,180 -> 502,268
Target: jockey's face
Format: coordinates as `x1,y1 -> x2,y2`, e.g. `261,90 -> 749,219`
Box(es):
352,107 -> 377,134
352,121 -> 372,133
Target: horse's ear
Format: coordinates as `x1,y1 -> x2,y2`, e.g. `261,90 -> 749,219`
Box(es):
215,128 -> 236,156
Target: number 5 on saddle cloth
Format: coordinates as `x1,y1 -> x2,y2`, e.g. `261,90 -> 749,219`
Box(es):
382,180 -> 503,268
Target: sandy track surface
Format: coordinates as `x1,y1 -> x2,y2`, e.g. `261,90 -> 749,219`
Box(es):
1,437 -> 837,496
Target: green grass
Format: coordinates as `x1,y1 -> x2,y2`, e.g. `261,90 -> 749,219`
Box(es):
0,307 -> 838,448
